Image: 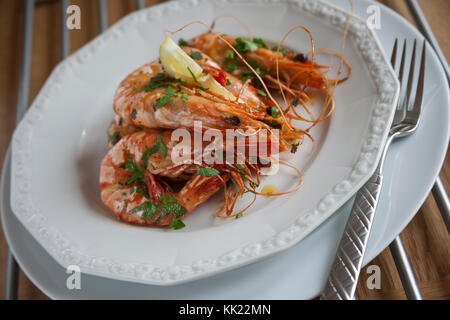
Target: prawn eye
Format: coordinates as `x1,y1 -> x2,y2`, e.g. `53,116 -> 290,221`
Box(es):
225,116 -> 240,126
294,53 -> 308,63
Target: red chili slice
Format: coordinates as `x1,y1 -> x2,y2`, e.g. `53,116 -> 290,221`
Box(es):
203,65 -> 228,87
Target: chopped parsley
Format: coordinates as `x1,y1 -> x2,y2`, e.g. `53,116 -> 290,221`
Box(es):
240,60 -> 267,83
253,38 -> 267,48
147,73 -> 169,90
169,219 -> 186,230
261,119 -> 282,129
136,187 -> 149,199
226,79 -> 231,86
133,87 -> 142,92
292,99 -> 299,107
271,45 -> 295,56
234,37 -> 259,53
191,50 -> 203,60
128,195 -> 186,223
244,181 -> 260,194
250,182 -> 260,189
119,153 -> 145,185
145,73 -> 183,92
224,58 -> 237,72
268,106 -> 280,118
153,86 -> 176,109
257,90 -> 267,97
178,38 -> 189,46
235,213 -> 243,219
226,179 -> 235,187
225,50 -> 235,59
196,167 -> 220,176
129,200 -> 159,220
108,131 -> 120,145
240,68 -> 267,83
141,132 -> 167,167
187,66 -> 198,82
159,194 -> 186,218
131,109 -> 137,119
234,37 -> 267,53
181,92 -> 189,103
247,59 -> 260,69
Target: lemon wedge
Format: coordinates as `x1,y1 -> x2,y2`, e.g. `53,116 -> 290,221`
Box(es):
197,74 -> 237,101
159,37 -> 203,82
159,37 -> 236,102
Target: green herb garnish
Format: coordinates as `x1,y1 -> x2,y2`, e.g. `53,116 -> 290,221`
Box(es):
269,106 -> 280,118
224,59 -> 237,72
247,59 -> 259,69
225,50 -> 235,59
261,119 -> 282,129
129,200 -> 159,220
187,66 -> 198,82
169,219 -> 186,230
178,38 -> 189,46
234,37 -> 259,53
131,109 -> 137,119
136,187 -> 149,199
153,86 -> 176,109
196,167 -> 220,176
181,92 -> 189,103
108,131 -> 120,145
253,38 -> 267,48
141,132 -> 167,167
191,50 -> 202,60
240,67 -> 267,83
257,90 -> 267,97
271,45 -> 295,56
159,194 -> 186,218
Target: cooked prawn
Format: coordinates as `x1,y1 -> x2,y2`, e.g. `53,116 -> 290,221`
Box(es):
188,33 -> 329,90
113,59 -> 302,150
107,114 -> 142,148
99,129 -> 229,226
113,62 -> 267,131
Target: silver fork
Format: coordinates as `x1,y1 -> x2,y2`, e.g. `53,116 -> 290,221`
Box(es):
320,38 -> 427,300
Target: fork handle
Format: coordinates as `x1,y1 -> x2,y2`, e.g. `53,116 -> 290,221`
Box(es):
320,169 -> 383,300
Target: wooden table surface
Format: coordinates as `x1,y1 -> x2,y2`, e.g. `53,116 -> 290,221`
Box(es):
0,0 -> 448,300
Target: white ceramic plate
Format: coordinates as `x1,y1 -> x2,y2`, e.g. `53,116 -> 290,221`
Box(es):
10,0 -> 399,285
2,0 -> 448,299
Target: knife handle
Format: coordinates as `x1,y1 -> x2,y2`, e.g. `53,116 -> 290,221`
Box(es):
320,170 -> 383,300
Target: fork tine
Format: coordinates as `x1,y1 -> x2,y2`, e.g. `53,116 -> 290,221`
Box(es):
411,40 -> 426,115
391,38 -> 398,67
402,39 -> 417,112
393,40 -> 408,125
398,40 -> 407,88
